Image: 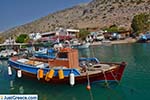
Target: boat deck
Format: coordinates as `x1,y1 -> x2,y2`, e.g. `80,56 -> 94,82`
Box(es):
17,58 -> 49,68
80,64 -> 118,76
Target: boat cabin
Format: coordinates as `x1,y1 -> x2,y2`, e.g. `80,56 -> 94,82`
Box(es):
48,48 -> 79,68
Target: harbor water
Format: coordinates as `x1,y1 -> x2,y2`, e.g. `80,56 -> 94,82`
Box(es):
0,43 -> 150,100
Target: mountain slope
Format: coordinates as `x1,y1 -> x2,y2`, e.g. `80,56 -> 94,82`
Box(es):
1,0 -> 150,40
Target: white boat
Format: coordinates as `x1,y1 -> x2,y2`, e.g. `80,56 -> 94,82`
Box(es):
0,49 -> 18,60
72,42 -> 90,49
34,48 -> 48,54
64,39 -> 90,49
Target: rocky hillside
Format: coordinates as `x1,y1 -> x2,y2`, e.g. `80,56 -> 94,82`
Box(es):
1,0 -> 150,40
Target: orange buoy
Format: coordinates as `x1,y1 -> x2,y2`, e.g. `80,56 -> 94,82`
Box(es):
86,85 -> 91,91
37,69 -> 44,79
45,72 -> 50,81
58,69 -> 64,79
47,69 -> 55,79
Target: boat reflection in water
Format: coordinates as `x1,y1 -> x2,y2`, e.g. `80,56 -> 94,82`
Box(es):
11,77 -> 89,100
0,60 -> 16,93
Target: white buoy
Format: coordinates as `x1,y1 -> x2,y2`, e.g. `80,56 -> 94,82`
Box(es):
70,73 -> 75,86
17,70 -> 22,78
8,66 -> 12,75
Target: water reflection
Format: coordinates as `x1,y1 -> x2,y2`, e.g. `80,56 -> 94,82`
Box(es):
9,76 -> 101,100
1,44 -> 150,100
8,75 -> 127,100
19,86 -> 24,94
0,60 -> 17,93
10,80 -> 14,90
79,48 -> 91,58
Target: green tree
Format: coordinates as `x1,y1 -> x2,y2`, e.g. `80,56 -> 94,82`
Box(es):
107,25 -> 118,32
119,27 -> 126,32
103,24 -> 127,32
16,34 -> 29,43
131,13 -> 150,34
78,29 -> 90,40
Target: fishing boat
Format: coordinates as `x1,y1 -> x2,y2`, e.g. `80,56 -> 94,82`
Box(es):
8,48 -> 126,86
34,48 -> 56,59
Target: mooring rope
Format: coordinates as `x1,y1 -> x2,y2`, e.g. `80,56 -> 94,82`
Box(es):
86,70 -> 94,100
102,69 -> 109,88
86,71 -> 90,86
110,70 -> 119,84
89,89 -> 94,100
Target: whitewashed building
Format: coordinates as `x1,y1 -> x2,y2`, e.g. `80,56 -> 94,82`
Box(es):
29,33 -> 41,40
40,28 -> 79,42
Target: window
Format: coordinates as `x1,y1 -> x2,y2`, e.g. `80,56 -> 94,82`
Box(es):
58,52 -> 68,58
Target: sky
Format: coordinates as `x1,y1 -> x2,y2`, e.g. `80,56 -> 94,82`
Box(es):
0,0 -> 91,32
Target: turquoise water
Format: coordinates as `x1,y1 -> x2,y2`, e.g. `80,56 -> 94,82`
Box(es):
1,43 -> 150,100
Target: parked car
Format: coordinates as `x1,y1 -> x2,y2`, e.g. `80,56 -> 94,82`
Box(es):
138,32 -> 150,42
144,32 -> 150,40
95,34 -> 105,41
130,33 -> 137,38
110,33 -> 120,40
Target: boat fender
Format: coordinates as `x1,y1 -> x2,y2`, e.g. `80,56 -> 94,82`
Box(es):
45,72 -> 50,81
70,73 -> 75,86
47,69 -> 55,79
58,69 -> 64,79
37,69 -> 44,80
17,70 -> 22,78
8,66 -> 12,75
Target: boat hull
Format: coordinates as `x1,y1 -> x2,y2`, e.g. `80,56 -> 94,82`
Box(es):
8,59 -> 126,84
22,66 -> 124,84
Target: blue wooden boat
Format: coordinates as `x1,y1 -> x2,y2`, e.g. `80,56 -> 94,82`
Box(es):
34,48 -> 56,59
8,48 -> 126,86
